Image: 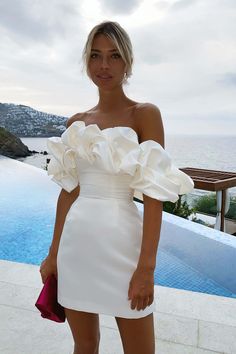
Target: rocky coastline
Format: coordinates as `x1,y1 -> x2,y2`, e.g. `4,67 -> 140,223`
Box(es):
0,126 -> 48,159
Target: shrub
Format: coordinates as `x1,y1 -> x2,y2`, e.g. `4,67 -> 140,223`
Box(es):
163,195 -> 196,219
192,193 -> 236,221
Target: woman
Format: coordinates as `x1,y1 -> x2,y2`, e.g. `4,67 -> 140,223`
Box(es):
40,21 -> 194,354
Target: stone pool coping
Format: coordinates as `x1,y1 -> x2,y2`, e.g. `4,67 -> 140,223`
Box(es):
0,260 -> 236,354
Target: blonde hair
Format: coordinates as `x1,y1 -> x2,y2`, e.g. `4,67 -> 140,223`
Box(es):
82,21 -> 134,84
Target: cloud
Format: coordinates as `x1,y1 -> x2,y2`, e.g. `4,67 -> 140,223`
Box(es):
170,0 -> 197,11
154,1 -> 170,10
217,0 -> 236,8
99,0 -> 142,14
218,73 -> 236,87
132,0 -> 236,73
0,0 -> 81,45
0,0 -> 235,135
0,0 -> 89,116
170,0 -> 236,12
131,15 -> 203,65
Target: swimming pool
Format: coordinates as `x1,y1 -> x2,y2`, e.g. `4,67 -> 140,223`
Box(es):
1,156 -> 236,299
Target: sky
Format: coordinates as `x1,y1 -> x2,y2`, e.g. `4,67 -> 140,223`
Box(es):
0,0 -> 235,135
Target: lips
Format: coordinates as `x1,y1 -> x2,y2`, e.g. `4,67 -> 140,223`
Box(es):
97,74 -> 112,79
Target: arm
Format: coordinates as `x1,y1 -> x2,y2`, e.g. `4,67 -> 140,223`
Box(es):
48,187 -> 80,258
128,103 -> 165,310
40,114 -> 81,282
40,186 -> 80,283
136,103 -> 165,271
137,195 -> 163,271
48,111 -> 86,257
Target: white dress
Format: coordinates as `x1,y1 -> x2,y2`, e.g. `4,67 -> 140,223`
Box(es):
47,120 -> 194,319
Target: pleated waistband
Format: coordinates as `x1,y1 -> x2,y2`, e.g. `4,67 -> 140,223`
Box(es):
78,172 -> 134,201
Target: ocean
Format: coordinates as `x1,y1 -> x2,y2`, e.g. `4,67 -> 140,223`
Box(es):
20,134 -> 236,195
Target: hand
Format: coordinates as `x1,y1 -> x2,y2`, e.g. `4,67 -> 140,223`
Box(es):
128,267 -> 154,311
39,255 -> 57,284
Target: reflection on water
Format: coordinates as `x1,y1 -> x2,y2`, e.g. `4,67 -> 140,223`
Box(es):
0,156 -> 60,265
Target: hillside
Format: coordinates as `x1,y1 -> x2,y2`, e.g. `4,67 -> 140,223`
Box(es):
0,103 -> 67,137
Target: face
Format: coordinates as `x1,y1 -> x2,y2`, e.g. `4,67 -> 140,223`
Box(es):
88,34 -> 126,89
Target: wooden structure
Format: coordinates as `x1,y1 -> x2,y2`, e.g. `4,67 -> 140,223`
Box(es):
180,167 -> 236,232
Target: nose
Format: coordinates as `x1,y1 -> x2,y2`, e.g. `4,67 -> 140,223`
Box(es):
101,56 -> 110,69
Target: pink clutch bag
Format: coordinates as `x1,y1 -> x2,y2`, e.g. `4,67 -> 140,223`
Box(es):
35,274 -> 65,323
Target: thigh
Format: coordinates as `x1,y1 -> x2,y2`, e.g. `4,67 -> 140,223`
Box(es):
65,308 -> 100,344
115,313 -> 155,354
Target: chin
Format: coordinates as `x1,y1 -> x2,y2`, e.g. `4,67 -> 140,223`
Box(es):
93,79 -> 123,90
90,75 -> 122,87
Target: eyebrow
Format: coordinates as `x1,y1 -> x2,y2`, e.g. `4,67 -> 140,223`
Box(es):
91,49 -> 118,52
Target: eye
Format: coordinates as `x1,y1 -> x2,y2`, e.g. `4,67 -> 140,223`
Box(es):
111,53 -> 121,59
90,53 -> 99,59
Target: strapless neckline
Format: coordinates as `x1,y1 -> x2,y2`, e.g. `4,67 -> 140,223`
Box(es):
70,120 -> 139,140
47,119 -> 195,199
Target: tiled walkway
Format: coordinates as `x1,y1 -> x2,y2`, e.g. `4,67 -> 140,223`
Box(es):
0,260 -> 236,354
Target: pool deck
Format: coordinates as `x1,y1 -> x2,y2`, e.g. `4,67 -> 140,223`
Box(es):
1,260 -> 236,354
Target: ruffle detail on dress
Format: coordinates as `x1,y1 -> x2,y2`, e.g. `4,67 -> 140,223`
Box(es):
47,137 -> 80,193
47,120 -> 194,199
128,140 -> 194,202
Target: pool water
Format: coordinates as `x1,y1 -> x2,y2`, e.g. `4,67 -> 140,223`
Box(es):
1,157 -> 236,299
156,249 -> 236,298
0,159 -> 57,265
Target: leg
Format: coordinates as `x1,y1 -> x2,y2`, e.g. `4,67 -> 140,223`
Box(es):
65,308 -> 100,354
115,313 -> 155,354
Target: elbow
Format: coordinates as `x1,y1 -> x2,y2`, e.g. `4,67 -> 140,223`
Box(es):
143,194 -> 163,208
59,185 -> 80,203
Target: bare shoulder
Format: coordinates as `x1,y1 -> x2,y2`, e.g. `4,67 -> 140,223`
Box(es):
66,112 -> 86,128
135,102 -> 165,148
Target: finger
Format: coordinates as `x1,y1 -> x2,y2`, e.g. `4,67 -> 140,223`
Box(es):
131,293 -> 154,311
137,296 -> 150,310
39,265 -> 45,274
139,298 -> 147,310
128,284 -> 133,300
130,296 -> 138,310
138,297 -> 147,311
40,270 -> 47,284
148,294 -> 154,306
137,299 -> 143,311
132,296 -> 144,311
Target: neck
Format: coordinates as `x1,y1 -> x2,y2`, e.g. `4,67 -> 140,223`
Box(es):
96,86 -> 129,113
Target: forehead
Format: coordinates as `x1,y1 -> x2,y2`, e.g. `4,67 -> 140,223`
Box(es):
91,34 -> 118,51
